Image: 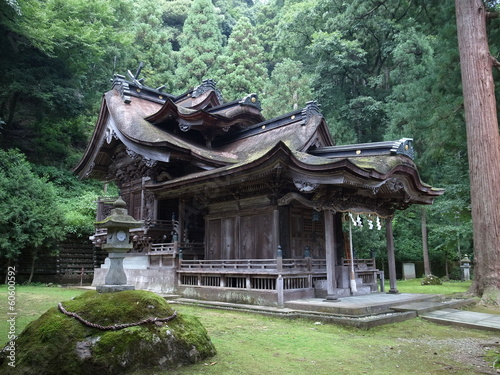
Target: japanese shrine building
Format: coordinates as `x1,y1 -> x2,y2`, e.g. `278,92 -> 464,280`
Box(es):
74,70 -> 443,306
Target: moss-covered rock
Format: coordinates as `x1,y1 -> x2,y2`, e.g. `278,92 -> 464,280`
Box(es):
0,290 -> 216,374
421,274 -> 443,285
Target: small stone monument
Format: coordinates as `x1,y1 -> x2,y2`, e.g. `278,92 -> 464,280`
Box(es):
95,197 -> 142,293
403,262 -> 416,280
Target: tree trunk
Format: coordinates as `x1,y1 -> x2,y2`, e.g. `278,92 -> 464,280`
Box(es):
4,258 -> 11,284
455,0 -> 500,301
421,207 -> 431,276
28,249 -> 37,284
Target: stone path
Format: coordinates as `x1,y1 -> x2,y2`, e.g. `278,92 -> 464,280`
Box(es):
421,308 -> 500,332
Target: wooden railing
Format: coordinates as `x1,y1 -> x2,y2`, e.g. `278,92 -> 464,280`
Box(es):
149,242 -> 177,254
342,258 -> 379,292
180,259 -> 278,270
179,258 -> 328,273
178,266 -> 327,293
342,258 -> 376,270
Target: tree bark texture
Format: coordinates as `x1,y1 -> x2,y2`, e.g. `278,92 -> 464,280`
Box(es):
421,207 -> 431,276
455,0 -> 500,297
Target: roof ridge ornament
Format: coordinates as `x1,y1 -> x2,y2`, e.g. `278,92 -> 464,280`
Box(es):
301,101 -> 322,126
392,138 -> 415,159
239,93 -> 262,111
112,75 -> 132,104
192,79 -> 224,103
127,62 -> 145,89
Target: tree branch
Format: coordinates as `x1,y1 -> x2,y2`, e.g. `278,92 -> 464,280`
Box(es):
491,55 -> 500,70
486,11 -> 499,19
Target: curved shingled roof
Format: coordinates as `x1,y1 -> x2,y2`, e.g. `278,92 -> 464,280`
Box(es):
74,73 -> 443,214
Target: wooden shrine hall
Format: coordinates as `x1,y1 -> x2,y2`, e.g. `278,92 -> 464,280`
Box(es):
74,68 -> 443,306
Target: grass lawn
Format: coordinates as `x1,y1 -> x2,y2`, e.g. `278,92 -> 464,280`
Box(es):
396,278 -> 473,295
0,282 -> 498,374
0,285 -> 86,343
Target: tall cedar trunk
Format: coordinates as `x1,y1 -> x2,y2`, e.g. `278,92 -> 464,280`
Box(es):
455,0 -> 500,297
421,207 -> 431,276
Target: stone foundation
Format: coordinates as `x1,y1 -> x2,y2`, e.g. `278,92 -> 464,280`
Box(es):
93,267 -> 177,294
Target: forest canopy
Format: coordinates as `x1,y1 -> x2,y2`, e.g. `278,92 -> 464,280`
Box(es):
0,0 -> 499,278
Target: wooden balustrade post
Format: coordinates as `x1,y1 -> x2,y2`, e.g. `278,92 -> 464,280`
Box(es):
277,245 -> 283,273
304,246 -> 312,271
176,248 -> 183,270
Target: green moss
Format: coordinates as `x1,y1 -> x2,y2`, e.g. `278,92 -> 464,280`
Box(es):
61,290 -> 176,326
421,274 -> 443,285
0,290 -> 216,375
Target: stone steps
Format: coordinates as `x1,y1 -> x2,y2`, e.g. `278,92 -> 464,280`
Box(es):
390,298 -> 476,316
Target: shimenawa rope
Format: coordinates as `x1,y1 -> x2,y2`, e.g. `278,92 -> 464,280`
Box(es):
58,302 -> 177,331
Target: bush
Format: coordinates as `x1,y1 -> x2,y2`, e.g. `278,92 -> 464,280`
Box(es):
421,274 -> 442,285
448,266 -> 462,281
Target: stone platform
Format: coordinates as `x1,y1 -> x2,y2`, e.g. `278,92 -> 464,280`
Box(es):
165,293 -> 488,329
284,292 -> 440,316
421,308 -> 500,332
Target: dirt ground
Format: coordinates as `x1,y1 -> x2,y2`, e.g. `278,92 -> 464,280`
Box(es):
399,337 -> 500,374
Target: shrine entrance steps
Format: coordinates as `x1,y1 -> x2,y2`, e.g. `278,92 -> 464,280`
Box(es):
165,293 -> 494,330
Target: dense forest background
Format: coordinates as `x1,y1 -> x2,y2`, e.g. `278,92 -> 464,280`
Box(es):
1,0 -> 499,278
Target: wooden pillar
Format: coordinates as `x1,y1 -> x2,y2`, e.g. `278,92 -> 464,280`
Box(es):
178,199 -> 185,242
324,210 -> 339,301
386,217 -> 399,294
272,208 -> 280,252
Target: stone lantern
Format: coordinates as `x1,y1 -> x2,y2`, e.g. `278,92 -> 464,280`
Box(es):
460,254 -> 471,281
95,197 -> 142,293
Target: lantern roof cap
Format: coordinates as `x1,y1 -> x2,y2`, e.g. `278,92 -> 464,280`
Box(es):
95,197 -> 143,229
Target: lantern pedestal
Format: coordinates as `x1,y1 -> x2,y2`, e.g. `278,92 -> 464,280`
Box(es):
96,252 -> 135,293
96,285 -> 135,293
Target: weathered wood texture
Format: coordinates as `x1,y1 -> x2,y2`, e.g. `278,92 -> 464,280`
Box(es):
13,238 -> 106,283
456,0 -> 500,294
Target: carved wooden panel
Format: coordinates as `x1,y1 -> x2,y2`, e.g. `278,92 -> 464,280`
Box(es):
207,219 -> 221,259
221,217 -> 236,259
240,212 -> 273,259
255,212 -> 273,258
289,208 -> 325,259
278,206 -> 290,257
240,215 -> 253,258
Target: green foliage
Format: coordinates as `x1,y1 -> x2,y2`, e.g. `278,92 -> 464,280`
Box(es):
127,0 -> 175,91
343,217 -> 387,260
4,0 -> 126,72
214,16 -> 268,100
261,58 -> 314,119
32,166 -> 118,237
214,0 -> 253,39
174,0 -> 224,92
0,149 -> 65,260
0,0 -> 135,162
